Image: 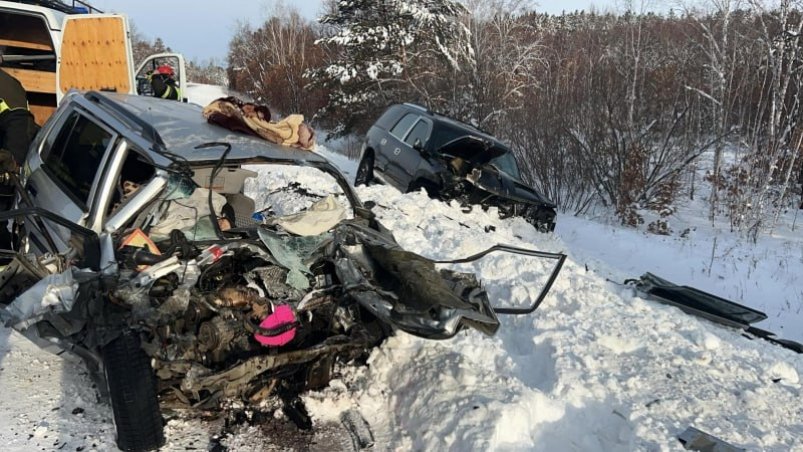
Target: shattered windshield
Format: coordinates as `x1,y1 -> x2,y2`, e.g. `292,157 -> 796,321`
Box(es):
243,164 -> 353,220
146,163 -> 353,241
490,151 -> 521,179
241,164 -> 353,237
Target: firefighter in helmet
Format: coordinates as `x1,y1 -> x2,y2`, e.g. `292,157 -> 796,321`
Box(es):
148,64 -> 181,101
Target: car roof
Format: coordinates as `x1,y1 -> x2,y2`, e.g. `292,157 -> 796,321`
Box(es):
87,92 -> 330,165
398,103 -> 509,148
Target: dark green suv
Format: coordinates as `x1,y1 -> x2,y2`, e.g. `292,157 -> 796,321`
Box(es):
356,103 -> 557,232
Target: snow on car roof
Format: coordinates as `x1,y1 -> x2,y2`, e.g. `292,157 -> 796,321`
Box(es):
96,92 -> 329,165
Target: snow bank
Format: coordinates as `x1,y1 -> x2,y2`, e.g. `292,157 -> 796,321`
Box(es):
338,182 -> 803,451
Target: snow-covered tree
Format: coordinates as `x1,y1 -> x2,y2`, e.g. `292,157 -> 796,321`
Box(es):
312,0 -> 473,134
185,58 -> 227,86
737,0 -> 803,239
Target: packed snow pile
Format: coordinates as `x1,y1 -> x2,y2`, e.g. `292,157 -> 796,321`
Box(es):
338,180 -> 803,451
0,148 -> 801,451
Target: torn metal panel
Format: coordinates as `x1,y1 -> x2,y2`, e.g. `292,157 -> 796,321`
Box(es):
173,337 -> 365,398
2,267 -> 79,329
328,221 -> 500,339
678,426 -> 745,452
0,255 -> 48,302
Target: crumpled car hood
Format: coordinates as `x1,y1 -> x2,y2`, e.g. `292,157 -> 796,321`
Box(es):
472,168 -> 557,208
436,136 -> 556,208
437,135 -> 508,166
327,221 -> 500,339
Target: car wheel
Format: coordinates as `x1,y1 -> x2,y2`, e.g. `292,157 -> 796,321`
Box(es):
102,332 -> 165,452
355,153 -> 374,186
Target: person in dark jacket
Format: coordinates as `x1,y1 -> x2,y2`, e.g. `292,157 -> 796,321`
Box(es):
0,67 -> 38,252
148,64 -> 181,101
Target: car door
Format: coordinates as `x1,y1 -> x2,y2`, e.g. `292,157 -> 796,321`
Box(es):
397,118 -> 433,188
23,107 -> 119,253
0,206 -> 101,304
382,113 -> 418,187
135,53 -> 188,102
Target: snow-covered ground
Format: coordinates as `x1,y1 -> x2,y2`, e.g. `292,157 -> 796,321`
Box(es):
0,146 -> 801,451
185,83 -> 254,107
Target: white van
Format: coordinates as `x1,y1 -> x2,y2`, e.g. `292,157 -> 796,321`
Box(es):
0,0 -> 187,125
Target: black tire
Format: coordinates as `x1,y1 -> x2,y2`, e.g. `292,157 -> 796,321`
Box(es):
354,153 -> 374,186
102,333 -> 165,451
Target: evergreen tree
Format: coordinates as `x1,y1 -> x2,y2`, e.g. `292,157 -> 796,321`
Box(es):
312,0 -> 473,135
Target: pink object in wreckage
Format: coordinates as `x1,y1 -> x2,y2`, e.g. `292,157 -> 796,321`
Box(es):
254,304 -> 297,346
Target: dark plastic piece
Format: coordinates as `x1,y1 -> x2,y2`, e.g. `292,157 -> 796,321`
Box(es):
341,408 -> 375,450
746,326 -> 803,354
282,396 -> 312,431
628,273 -> 802,354
627,273 -> 767,327
678,426 -> 745,452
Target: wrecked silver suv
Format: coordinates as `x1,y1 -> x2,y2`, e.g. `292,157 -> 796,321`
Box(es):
0,92 -> 565,451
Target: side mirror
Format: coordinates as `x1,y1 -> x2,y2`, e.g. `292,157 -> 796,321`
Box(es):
413,138 -> 424,152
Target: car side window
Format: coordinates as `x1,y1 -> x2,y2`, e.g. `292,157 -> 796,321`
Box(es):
404,120 -> 431,147
44,112 -> 114,208
427,126 -> 465,152
389,113 -> 418,140
106,150 -> 156,218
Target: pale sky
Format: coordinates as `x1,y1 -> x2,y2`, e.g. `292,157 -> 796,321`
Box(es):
92,0 -> 653,62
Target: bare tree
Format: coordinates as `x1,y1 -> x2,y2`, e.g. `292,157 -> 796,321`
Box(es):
129,21 -> 171,66
460,0 -> 543,132
683,0 -> 744,223
228,4 -> 326,117
739,0 -> 803,239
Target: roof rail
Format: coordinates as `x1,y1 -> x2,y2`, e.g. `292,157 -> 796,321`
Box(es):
84,91 -> 166,149
6,0 -> 103,14
400,101 -> 493,135
403,102 -> 429,112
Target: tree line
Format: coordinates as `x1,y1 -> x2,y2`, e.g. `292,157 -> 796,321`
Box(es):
223,1 -> 803,238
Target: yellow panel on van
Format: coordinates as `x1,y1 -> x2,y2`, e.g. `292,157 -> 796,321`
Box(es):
58,15 -> 133,94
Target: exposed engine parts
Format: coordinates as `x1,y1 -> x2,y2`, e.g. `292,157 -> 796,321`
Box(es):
438,161 -> 558,233
114,228 -> 382,407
